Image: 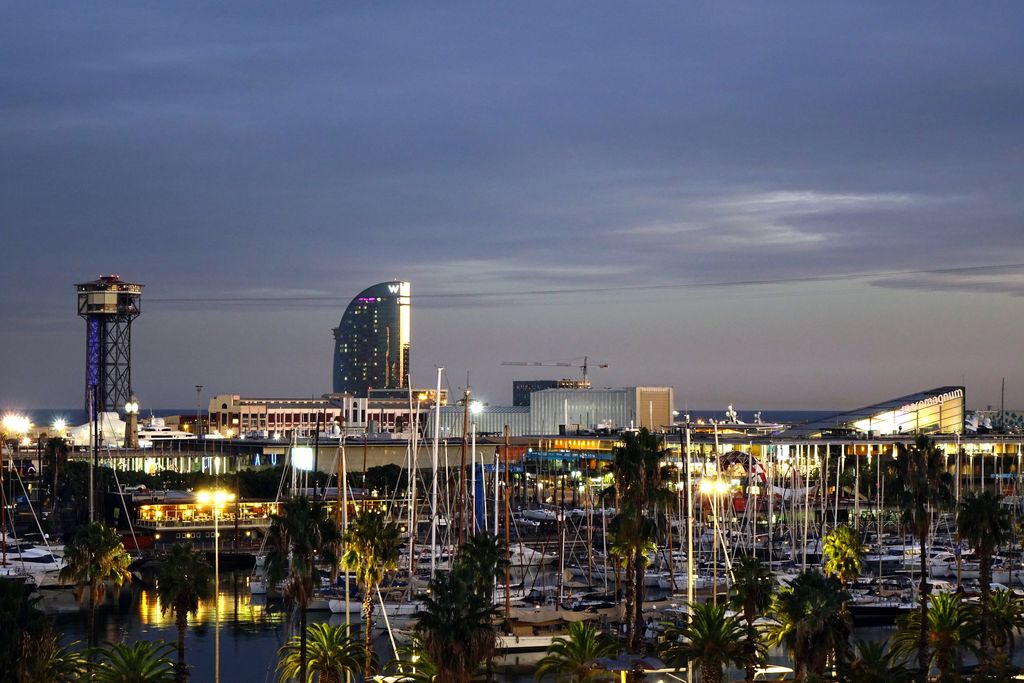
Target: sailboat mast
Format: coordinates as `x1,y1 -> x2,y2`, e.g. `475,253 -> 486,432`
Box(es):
430,368 -> 443,577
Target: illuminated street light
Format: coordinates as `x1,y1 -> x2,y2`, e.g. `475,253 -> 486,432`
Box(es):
699,478 -> 731,495
52,418 -> 67,434
196,488 -> 235,683
470,400 -> 484,415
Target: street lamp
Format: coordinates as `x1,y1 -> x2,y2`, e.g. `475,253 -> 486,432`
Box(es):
124,398 -> 140,449
196,488 -> 235,683
699,477 -> 731,605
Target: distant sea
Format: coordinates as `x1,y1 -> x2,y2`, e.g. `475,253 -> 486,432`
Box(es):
19,408 -> 192,428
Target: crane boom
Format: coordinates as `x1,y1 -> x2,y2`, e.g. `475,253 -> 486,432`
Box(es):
500,356 -> 608,383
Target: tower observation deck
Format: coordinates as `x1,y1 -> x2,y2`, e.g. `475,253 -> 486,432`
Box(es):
76,275 -> 143,413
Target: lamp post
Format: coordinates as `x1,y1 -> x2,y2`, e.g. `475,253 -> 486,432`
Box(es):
699,477 -> 730,606
197,488 -> 234,683
124,398 -> 139,450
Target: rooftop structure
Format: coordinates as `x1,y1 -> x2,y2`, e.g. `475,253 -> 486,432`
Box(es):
783,386 -> 966,437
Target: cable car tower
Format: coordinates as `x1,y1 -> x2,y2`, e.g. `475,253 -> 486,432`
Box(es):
76,275 -> 143,413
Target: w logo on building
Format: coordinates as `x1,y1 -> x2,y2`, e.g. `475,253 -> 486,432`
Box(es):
388,283 -> 401,294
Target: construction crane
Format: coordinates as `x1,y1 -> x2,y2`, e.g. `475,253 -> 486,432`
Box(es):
500,356 -> 608,385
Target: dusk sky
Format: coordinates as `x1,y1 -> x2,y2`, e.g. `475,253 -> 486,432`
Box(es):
2,3 -> 1023,414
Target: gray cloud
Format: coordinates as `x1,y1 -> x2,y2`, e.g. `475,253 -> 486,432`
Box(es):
2,2 -> 1024,409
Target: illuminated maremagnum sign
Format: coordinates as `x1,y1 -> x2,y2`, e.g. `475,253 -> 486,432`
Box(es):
899,388 -> 964,414
292,446 -> 314,471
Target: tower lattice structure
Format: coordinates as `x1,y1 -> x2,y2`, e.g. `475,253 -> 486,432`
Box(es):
76,275 -> 143,413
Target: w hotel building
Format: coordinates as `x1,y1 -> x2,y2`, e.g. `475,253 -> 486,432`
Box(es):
332,281 -> 410,397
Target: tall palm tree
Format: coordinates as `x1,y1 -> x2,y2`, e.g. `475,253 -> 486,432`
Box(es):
44,436 -> 70,512
729,555 -> 774,683
415,566 -> 498,683
266,496 -> 342,683
340,508 -> 401,678
765,570 -> 851,682
891,592 -> 979,683
662,602 -> 748,683
458,531 -> 510,598
277,623 -> 365,683
822,524 -> 864,589
58,522 -> 133,652
956,490 -> 1010,660
92,640 -> 176,683
535,621 -> 617,683
891,435 -> 954,682
604,428 -> 671,652
155,543 -> 213,682
847,639 -> 912,683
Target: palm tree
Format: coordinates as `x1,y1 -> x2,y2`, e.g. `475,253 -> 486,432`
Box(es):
458,531 -> 510,598
765,570 -> 851,682
340,508 -> 401,678
44,436 -> 70,512
535,621 -> 617,682
987,589 -> 1024,657
891,592 -> 979,683
92,640 -> 176,683
155,543 -> 213,682
662,601 -> 748,683
58,522 -> 133,652
277,623 -> 364,683
956,490 -> 1010,660
266,496 -> 342,683
729,555 -> 774,683
604,428 -> 671,652
415,566 -> 498,683
16,630 -> 85,682
386,633 -> 439,683
847,639 -> 912,683
822,525 -> 864,589
891,435 -> 954,682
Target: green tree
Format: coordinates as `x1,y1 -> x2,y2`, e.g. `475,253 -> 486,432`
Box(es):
277,623 -> 365,683
662,602 -> 749,683
458,531 -> 510,598
987,589 -> 1024,657
44,436 -> 70,512
847,639 -> 912,683
155,543 -> 213,682
266,497 -> 342,683
729,555 -> 774,683
414,566 -> 498,683
16,630 -> 85,682
0,578 -> 49,676
765,570 -> 851,682
604,428 -> 671,652
92,640 -> 176,683
891,592 -> 979,683
956,490 -> 1010,662
340,508 -> 401,678
58,522 -> 133,652
385,633 -> 439,683
823,525 -> 864,589
535,621 -> 617,683
891,435 -> 955,682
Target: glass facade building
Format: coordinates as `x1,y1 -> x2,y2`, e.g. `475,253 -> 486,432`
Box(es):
332,281 -> 410,396
786,386 -> 966,437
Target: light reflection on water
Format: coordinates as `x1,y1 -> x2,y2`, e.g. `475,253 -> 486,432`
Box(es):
46,573 -> 934,682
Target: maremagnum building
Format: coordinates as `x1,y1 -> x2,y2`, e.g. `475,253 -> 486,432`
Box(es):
332,281 -> 410,396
